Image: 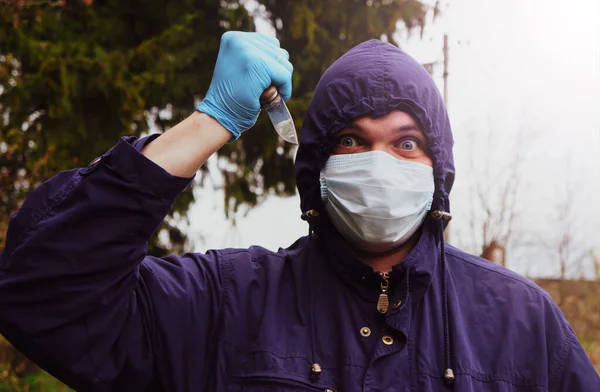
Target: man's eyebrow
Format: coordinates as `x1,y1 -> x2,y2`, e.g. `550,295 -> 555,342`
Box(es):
395,124 -> 420,132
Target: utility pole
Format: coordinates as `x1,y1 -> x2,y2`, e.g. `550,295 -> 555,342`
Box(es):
442,34 -> 451,244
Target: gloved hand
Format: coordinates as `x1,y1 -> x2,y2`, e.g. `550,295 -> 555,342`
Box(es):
197,31 -> 293,140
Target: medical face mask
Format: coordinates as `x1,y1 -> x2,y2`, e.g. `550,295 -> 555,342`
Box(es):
319,150 -> 435,252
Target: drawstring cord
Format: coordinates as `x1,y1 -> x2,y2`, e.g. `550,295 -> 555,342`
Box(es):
307,235 -> 321,381
303,211 -> 323,381
432,210 -> 455,387
404,264 -> 411,306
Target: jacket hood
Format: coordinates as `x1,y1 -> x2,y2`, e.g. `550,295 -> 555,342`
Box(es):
295,39 -> 455,217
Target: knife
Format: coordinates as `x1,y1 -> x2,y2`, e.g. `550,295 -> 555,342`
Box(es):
260,86 -> 299,145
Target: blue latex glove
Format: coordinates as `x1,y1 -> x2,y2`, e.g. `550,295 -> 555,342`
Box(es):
197,31 -> 293,140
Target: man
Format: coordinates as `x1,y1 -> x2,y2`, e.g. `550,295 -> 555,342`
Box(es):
0,31 -> 597,391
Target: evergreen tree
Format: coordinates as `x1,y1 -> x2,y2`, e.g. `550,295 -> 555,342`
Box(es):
0,0 -> 253,255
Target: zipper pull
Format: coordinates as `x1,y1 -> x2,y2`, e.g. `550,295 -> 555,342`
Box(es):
377,272 -> 390,314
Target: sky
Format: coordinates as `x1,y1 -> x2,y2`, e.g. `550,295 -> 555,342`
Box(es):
187,0 -> 600,279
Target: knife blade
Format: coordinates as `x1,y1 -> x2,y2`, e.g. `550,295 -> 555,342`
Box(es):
260,86 -> 299,145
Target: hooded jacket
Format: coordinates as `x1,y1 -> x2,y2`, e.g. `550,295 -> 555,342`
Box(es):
0,40 -> 598,392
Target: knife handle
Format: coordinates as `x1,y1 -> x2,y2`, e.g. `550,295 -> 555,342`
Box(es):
260,86 -> 280,106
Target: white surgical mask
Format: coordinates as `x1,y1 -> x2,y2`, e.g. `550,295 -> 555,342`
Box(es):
319,150 -> 434,252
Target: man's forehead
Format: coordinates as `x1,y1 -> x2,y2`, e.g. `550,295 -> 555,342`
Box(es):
344,111 -> 422,133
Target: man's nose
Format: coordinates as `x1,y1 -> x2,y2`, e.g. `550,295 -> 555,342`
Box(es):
370,142 -> 394,155
368,143 -> 408,161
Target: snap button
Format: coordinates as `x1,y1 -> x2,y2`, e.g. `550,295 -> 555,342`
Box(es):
311,363 -> 322,376
382,335 -> 394,345
393,299 -> 402,309
88,156 -> 101,167
80,155 -> 103,176
360,327 -> 371,337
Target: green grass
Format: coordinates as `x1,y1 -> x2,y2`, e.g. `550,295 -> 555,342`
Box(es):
21,371 -> 73,391
0,369 -> 73,392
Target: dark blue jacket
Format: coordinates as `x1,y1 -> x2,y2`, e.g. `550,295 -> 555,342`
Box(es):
1,40 -> 598,391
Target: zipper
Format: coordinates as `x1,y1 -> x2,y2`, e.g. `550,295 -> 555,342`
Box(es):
377,271 -> 390,314
234,376 -> 335,391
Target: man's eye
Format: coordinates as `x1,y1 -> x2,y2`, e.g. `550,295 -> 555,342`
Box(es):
339,136 -> 358,147
399,139 -> 418,151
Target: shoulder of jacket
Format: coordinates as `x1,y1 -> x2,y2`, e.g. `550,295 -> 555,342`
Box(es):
217,235 -> 313,265
444,244 -> 556,303
217,246 -> 281,263
443,246 -> 582,387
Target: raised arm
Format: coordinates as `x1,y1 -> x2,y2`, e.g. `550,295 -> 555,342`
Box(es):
0,31 -> 293,391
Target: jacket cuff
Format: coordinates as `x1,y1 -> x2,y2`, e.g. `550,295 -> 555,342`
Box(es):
80,135 -> 194,200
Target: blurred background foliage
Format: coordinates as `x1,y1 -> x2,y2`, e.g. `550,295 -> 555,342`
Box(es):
0,0 -> 254,256
0,0 -> 433,389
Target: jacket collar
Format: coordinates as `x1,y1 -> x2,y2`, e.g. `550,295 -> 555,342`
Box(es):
314,218 -> 440,304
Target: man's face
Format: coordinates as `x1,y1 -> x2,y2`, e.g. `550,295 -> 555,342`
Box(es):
331,110 -> 433,167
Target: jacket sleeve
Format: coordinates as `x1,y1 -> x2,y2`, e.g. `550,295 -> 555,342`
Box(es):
0,136 -> 224,391
552,329 -> 600,391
